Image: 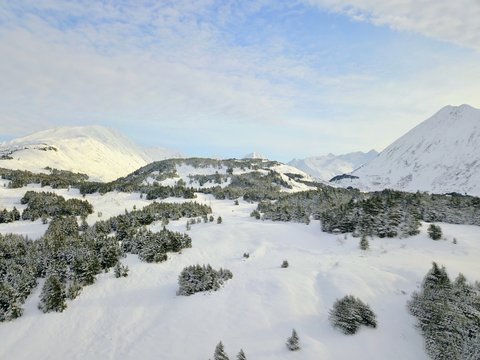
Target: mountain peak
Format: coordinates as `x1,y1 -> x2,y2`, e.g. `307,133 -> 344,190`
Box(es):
333,104 -> 480,196
243,152 -> 265,159
0,125 -> 177,182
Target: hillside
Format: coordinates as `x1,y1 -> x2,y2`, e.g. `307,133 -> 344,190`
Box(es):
1,156 -> 480,359
332,105 -> 480,196
0,126 -> 178,182
288,150 -> 378,181
1,181 -> 479,359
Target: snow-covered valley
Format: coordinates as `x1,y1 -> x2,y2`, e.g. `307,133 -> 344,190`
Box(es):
1,181 -> 479,359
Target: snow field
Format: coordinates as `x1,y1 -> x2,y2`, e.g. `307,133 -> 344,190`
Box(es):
1,190 -> 479,359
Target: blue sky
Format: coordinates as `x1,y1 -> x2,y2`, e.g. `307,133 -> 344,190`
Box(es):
1,1 -> 479,161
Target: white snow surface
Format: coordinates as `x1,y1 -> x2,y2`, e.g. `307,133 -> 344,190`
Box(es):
333,104 -> 480,196
289,150 -> 378,181
1,186 -> 480,359
0,126 -> 178,182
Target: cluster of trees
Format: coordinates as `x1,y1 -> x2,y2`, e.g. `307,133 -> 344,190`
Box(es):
0,207 -> 20,223
188,172 -> 228,186
0,167 -> 89,189
408,263 -> 480,359
0,216 -> 124,320
256,187 -> 358,223
329,295 -> 377,335
255,188 -> 480,239
1,198 -> 206,322
177,264 -> 233,296
20,191 -> 93,221
204,170 -> 292,201
212,341 -> 246,360
144,184 -> 196,200
77,158 -> 282,197
320,192 -> 421,238
123,227 -> 192,263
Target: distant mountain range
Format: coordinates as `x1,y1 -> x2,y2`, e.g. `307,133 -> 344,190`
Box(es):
2,104 -> 479,196
0,126 -> 181,182
288,150 -> 378,181
331,104 -> 480,196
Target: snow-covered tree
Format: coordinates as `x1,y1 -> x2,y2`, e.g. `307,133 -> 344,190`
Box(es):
428,224 -> 443,240
286,329 -> 300,351
214,341 -> 229,360
114,261 -> 129,278
236,349 -> 246,360
38,275 -> 67,313
360,235 -> 369,250
329,295 -> 377,335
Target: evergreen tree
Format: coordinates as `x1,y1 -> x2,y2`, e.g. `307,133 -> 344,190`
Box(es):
66,280 -> 82,300
114,261 -> 129,278
38,275 -> 67,313
360,235 -> 369,250
281,260 -> 289,268
217,216 -> 223,224
428,224 -> 443,240
214,341 -> 229,360
0,283 -> 23,321
286,329 -> 300,351
236,349 -> 246,360
329,295 -> 377,335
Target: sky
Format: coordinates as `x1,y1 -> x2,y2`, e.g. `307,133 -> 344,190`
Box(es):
1,0 -> 480,161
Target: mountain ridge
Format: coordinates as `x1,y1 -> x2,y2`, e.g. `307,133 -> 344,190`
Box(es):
288,150 -> 378,181
332,104 -> 480,196
0,125 -> 178,182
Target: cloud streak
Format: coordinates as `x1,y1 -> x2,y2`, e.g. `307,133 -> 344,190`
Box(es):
1,1 -> 480,160
305,0 -> 480,50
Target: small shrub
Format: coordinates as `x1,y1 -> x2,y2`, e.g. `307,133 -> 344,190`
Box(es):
427,224 -> 442,240
281,260 -> 289,268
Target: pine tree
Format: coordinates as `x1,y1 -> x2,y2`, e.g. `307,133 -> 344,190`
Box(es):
38,275 -> 67,313
214,341 -> 229,360
329,295 -> 377,335
286,329 -> 300,351
360,235 -> 369,250
66,280 -> 82,300
114,261 -> 129,278
236,349 -> 246,360
428,224 -> 443,240
217,216 -> 223,224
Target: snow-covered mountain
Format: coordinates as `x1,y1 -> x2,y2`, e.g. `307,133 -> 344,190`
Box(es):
288,150 -> 378,181
332,104 -> 480,196
144,146 -> 183,161
243,152 -> 265,159
0,126 -> 155,182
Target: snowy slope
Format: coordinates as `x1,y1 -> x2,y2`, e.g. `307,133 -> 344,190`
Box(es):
288,150 -> 378,181
143,146 -> 183,161
332,104 -> 480,196
140,159 -> 319,192
0,126 -> 155,182
1,185 -> 480,359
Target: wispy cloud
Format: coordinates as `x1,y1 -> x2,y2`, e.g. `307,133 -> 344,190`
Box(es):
1,1 -> 479,160
305,0 -> 480,50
